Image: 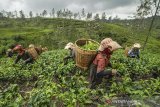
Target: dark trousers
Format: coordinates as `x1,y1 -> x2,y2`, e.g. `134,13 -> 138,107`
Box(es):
89,64 -> 112,89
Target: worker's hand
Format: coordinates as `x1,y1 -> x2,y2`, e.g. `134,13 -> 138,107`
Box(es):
111,69 -> 117,75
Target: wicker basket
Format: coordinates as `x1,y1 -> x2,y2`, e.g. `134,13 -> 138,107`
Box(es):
27,47 -> 38,60
75,39 -> 99,70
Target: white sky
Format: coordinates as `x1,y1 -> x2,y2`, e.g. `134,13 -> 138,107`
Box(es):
0,0 -> 140,19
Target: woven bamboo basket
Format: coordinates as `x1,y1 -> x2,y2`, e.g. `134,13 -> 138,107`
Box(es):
75,39 -> 99,70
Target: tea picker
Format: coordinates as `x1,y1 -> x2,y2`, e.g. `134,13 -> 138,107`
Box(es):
127,43 -> 141,59
63,42 -> 76,65
89,38 -> 122,89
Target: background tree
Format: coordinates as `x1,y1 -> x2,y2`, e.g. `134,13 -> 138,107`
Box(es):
19,10 -> 25,19
78,12 -> 81,20
51,8 -> 55,18
14,10 -> 18,18
113,15 -> 120,21
29,11 -> 33,18
108,16 -> 112,22
86,12 -> 92,20
6,11 -> 12,18
57,9 -> 63,18
81,8 -> 86,19
42,10 -> 47,17
101,12 -> 106,22
94,13 -> 100,21
137,0 -> 160,49
73,13 -> 78,19
1,10 -> 7,18
68,10 -> 73,19
0,12 -> 4,19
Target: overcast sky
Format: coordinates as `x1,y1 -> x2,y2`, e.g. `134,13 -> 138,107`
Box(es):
0,0 -> 140,19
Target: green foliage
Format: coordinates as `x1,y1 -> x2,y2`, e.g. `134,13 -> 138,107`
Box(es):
0,17 -> 160,106
81,41 -> 99,50
0,49 -> 160,106
0,84 -> 23,107
0,18 -> 160,55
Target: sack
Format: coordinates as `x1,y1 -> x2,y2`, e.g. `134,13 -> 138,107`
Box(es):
108,41 -> 122,51
27,47 -> 38,60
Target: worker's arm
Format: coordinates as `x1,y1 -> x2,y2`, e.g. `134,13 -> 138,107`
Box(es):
128,49 -> 132,56
15,54 -> 21,64
24,52 -> 33,64
137,50 -> 140,59
66,49 -> 75,59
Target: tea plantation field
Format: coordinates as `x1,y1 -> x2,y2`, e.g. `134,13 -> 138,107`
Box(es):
0,49 -> 160,106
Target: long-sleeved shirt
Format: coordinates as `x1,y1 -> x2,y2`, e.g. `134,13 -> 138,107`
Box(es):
128,48 -> 140,58
15,51 -> 33,64
93,52 -> 110,73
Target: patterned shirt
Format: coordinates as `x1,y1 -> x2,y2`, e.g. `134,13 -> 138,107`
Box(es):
93,52 -> 109,73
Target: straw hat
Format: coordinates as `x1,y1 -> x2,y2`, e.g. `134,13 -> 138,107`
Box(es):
64,42 -> 75,49
133,43 -> 141,48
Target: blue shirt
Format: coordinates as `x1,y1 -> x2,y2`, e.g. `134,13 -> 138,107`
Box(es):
128,48 -> 140,57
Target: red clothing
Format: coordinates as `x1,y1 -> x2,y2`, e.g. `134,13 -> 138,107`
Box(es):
101,48 -> 112,59
93,52 -> 109,73
93,48 -> 112,73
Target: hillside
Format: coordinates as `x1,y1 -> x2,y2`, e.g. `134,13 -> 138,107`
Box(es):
0,17 -> 160,106
0,17 -> 160,56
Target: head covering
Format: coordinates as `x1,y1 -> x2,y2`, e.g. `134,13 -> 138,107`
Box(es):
29,44 -> 35,48
98,38 -> 113,51
107,41 -> 122,51
13,45 -> 23,51
101,48 -> 112,59
64,42 -> 75,49
101,38 -> 113,45
7,49 -> 12,52
133,43 -> 141,48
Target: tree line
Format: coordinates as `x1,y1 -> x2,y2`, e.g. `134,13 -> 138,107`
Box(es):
0,8 -> 120,21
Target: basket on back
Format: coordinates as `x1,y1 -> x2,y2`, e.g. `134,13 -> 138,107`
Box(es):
27,47 -> 38,60
75,39 -> 99,70
125,46 -> 130,57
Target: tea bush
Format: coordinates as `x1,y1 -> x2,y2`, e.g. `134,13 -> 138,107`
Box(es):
0,49 -> 160,106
